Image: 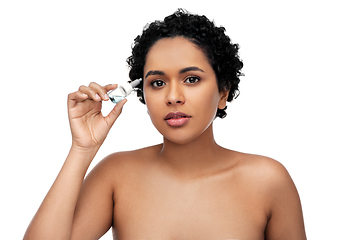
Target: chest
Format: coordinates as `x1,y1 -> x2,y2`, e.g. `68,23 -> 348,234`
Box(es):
112,173 -> 268,239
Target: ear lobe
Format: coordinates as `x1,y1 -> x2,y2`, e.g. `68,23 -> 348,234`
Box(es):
218,90 -> 229,110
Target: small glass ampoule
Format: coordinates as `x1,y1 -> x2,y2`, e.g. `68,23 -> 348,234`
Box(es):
108,78 -> 142,103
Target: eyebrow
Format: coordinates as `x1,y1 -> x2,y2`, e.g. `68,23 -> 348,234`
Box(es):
145,66 -> 204,79
179,66 -> 204,74
145,70 -> 165,78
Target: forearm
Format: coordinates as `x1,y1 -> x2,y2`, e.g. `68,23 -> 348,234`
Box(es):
24,147 -> 99,240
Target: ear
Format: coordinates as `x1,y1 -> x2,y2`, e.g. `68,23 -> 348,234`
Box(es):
218,90 -> 229,110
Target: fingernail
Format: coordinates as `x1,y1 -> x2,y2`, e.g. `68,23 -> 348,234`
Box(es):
95,94 -> 100,99
104,94 -> 109,100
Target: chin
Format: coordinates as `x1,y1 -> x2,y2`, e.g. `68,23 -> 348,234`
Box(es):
152,117 -> 215,145
162,126 -> 211,146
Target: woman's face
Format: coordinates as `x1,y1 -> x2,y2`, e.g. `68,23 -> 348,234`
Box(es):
143,37 -> 228,144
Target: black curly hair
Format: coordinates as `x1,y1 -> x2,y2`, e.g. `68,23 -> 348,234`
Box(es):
127,9 -> 244,118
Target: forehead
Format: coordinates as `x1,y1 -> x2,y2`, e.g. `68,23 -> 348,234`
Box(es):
144,37 -> 211,74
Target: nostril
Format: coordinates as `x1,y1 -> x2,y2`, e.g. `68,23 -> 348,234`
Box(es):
166,89 -> 185,105
167,99 -> 184,105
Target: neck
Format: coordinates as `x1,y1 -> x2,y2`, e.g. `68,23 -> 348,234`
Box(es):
158,124 -> 226,178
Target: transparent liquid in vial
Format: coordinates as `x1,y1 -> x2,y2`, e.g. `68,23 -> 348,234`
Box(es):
109,95 -> 125,103
108,87 -> 127,104
108,78 -> 142,104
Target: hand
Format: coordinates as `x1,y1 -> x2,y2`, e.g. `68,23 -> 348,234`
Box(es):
67,82 -> 126,151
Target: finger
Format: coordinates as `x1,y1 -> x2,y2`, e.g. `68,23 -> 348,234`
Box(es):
78,85 -> 102,102
104,99 -> 127,128
104,83 -> 118,92
89,82 -> 110,101
68,91 -> 88,109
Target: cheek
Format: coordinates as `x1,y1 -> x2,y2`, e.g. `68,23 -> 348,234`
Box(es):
144,92 -> 163,121
191,87 -> 221,112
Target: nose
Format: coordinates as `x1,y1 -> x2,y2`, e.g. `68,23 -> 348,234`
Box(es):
166,82 -> 185,106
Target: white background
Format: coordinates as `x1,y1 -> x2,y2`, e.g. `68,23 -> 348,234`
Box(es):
1,0 -> 359,239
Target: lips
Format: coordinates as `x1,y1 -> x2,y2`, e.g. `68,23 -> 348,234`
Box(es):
165,111 -> 190,120
164,111 -> 191,127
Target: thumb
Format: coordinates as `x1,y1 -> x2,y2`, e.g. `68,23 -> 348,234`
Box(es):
104,99 -> 127,128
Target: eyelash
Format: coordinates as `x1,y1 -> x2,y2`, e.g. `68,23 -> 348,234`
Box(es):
150,76 -> 200,88
151,80 -> 165,88
184,76 -> 200,84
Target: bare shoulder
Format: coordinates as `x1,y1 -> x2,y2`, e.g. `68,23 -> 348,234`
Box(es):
89,144 -> 162,179
231,151 -> 306,239
233,152 -> 293,187
251,154 -> 297,196
229,151 -> 299,210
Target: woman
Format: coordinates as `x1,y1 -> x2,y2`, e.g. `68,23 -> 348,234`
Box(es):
24,9 -> 306,240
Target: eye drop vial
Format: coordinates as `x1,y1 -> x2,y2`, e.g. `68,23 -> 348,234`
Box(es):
108,78 -> 142,103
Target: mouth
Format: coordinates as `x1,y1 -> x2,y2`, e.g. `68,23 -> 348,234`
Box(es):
165,111 -> 190,120
164,111 -> 191,127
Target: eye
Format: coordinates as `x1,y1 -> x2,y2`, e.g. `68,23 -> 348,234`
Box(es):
184,76 -> 200,84
151,80 -> 166,88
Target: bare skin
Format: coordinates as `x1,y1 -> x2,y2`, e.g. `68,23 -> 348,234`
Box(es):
24,37 -> 306,240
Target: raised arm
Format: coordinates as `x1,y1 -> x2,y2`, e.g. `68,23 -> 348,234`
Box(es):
24,83 -> 126,240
